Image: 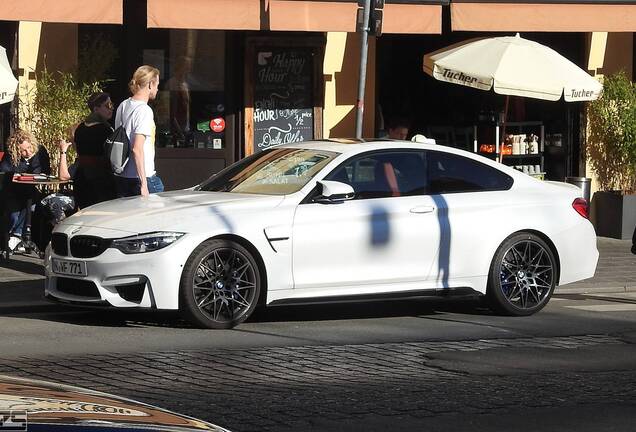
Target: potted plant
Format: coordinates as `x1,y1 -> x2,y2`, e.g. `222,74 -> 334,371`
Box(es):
17,69 -> 104,174
586,71 -> 636,239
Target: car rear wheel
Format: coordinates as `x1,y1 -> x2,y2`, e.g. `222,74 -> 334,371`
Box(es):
487,233 -> 556,316
180,239 -> 260,329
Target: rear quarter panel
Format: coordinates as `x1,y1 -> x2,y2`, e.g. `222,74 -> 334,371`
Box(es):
439,180 -> 597,288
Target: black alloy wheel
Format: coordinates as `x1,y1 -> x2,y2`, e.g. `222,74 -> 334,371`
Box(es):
180,239 -> 260,329
487,232 -> 556,316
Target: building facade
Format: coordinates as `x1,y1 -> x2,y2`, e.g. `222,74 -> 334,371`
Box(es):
1,0 -> 635,191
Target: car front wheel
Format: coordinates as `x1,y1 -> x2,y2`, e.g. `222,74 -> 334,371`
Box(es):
180,239 -> 260,329
487,233 -> 557,316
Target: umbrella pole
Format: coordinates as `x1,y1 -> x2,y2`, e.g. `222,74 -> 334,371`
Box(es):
500,95 -> 510,163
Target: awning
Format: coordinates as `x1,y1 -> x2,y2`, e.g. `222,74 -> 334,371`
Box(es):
147,0 -> 261,30
0,0 -> 122,24
383,3 -> 442,34
269,0 -> 359,32
269,0 -> 442,33
452,1 -> 636,32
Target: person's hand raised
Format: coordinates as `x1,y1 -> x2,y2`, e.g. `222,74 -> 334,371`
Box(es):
58,139 -> 72,153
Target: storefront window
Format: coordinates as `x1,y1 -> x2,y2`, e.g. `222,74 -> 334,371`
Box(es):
150,29 -> 226,150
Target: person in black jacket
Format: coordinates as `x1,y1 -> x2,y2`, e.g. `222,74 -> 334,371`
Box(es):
58,92 -> 116,209
0,129 -> 50,257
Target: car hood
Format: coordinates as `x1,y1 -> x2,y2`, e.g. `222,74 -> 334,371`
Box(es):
0,375 -> 228,431
59,190 -> 285,234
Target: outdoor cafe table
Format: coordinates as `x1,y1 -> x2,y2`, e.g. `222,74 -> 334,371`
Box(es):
10,174 -> 72,254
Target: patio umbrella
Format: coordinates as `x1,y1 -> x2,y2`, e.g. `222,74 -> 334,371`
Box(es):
0,45 -> 18,105
423,34 -> 602,102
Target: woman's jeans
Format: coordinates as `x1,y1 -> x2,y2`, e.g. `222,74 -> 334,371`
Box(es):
115,175 -> 164,198
9,209 -> 26,236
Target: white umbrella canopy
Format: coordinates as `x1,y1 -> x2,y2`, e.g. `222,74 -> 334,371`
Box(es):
0,45 -> 18,105
423,34 -> 602,102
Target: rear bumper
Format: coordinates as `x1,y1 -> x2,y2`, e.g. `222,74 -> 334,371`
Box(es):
555,220 -> 599,286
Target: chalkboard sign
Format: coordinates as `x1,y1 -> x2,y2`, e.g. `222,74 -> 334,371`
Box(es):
253,48 -> 314,152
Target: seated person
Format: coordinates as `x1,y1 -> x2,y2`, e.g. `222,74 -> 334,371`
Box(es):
0,129 -> 50,256
386,117 -> 410,141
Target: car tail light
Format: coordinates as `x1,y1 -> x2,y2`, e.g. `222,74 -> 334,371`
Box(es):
572,198 -> 589,219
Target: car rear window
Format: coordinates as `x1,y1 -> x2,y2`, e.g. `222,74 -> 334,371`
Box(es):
426,150 -> 513,194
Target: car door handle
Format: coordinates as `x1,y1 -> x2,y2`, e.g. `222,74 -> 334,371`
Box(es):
410,206 -> 435,214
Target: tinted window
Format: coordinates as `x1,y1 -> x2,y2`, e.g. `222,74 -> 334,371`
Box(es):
426,150 -> 513,194
325,151 -> 427,199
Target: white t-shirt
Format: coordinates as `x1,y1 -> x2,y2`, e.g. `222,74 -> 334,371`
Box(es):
114,98 -> 156,178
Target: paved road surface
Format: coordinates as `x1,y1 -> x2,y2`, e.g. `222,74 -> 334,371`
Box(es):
1,285 -> 636,431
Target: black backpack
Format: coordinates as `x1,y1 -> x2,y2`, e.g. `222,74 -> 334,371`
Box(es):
104,104 -> 143,175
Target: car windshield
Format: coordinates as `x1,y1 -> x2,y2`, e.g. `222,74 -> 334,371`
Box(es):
197,147 -> 339,195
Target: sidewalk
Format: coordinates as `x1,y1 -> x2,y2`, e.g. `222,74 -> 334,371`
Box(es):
557,237 -> 636,294
0,237 -> 635,299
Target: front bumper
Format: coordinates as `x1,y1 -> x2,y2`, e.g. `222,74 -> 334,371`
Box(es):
45,228 -> 200,310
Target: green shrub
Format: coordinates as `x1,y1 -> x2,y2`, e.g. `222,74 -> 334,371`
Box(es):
587,71 -> 636,193
18,70 -> 103,173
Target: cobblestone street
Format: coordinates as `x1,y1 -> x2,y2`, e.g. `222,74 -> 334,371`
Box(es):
1,334 -> 635,431
2,238 -> 636,430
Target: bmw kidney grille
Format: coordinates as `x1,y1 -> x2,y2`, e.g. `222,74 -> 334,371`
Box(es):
70,236 -> 110,258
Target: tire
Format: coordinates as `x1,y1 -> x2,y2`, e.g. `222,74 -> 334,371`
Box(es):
180,239 -> 261,329
487,232 -> 557,316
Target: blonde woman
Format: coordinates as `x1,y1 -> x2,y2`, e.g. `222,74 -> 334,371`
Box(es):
113,65 -> 163,197
0,129 -> 50,175
0,129 -> 50,255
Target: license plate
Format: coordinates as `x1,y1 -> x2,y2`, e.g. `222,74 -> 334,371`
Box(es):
52,258 -> 87,277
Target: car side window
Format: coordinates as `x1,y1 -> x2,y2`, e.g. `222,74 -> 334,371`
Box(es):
426,150 -> 513,194
325,151 -> 427,200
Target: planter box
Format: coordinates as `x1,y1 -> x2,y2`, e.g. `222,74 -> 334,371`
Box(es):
591,191 -> 636,240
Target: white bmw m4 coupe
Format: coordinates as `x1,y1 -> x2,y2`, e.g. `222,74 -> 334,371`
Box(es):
45,140 -> 598,328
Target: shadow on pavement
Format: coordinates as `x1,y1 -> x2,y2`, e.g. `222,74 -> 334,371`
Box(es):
0,279 -> 46,306
0,277 -> 192,328
0,279 -> 493,328
0,255 -> 44,276
249,296 -> 493,324
42,308 -> 192,328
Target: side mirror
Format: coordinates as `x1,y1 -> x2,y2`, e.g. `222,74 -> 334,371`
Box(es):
314,180 -> 355,204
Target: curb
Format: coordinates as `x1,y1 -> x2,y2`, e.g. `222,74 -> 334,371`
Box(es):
556,285 -> 636,295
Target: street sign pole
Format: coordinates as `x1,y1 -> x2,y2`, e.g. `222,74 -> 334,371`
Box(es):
355,0 -> 371,139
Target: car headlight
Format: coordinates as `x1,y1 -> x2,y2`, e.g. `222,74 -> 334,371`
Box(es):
111,232 -> 184,254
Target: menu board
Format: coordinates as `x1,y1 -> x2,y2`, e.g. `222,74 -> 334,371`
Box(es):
253,48 -> 314,152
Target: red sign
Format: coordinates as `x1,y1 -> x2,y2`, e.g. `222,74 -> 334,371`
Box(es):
210,117 -> 225,133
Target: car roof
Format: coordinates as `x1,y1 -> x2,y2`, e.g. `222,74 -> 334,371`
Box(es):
279,139 -> 536,188
280,138 -> 440,155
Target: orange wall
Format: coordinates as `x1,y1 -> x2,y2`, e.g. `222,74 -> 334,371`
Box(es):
323,32 -> 376,138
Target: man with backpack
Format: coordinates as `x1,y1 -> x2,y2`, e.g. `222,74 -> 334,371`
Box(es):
112,65 -> 163,197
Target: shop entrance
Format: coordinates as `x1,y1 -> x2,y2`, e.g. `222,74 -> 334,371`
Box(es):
377,32 -> 585,181
81,3 -> 240,191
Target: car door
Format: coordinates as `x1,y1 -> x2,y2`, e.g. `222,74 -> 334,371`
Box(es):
291,150 -> 441,292
424,149 -> 515,283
